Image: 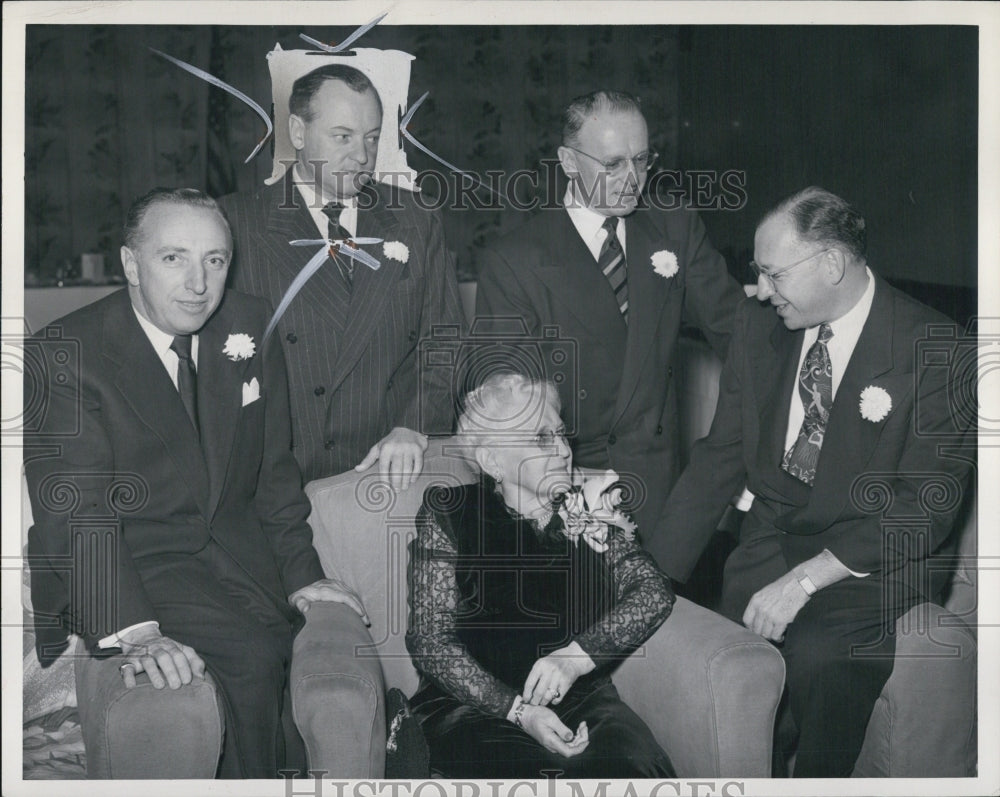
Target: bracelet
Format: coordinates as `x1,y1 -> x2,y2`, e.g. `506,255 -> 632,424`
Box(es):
510,696 -> 526,729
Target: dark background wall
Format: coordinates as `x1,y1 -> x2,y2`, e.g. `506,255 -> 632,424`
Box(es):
24,24 -> 977,321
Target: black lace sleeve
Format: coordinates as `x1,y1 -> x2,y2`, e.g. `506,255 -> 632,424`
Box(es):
405,503 -> 519,719
574,527 -> 675,660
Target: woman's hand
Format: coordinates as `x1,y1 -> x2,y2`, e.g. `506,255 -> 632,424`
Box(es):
522,641 -> 596,706
519,704 -> 589,757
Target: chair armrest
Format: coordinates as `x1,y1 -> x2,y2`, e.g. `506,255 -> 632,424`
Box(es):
853,602 -> 977,777
291,602 -> 387,778
75,653 -> 224,779
612,597 -> 784,777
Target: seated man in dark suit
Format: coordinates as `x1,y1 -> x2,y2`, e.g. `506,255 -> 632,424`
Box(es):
648,187 -> 975,776
220,64 -> 464,492
24,188 -> 367,778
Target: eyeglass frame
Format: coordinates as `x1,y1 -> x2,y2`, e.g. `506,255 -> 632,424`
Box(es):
749,248 -> 834,286
562,144 -> 659,175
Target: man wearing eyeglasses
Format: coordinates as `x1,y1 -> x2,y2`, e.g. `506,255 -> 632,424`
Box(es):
475,90 -> 743,536
648,187 -> 975,776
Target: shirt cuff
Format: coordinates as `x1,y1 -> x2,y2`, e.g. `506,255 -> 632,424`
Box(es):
97,620 -> 159,649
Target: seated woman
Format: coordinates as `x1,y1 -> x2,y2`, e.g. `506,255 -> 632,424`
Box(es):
406,372 -> 675,778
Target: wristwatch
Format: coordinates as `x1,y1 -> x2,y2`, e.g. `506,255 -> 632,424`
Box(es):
797,572 -> 818,596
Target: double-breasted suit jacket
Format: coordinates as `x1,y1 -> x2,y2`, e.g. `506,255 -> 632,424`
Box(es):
648,275 -> 975,601
25,289 -> 324,658
475,204 -> 743,533
220,174 -> 465,482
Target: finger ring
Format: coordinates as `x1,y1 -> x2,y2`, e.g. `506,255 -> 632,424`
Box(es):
119,662 -> 136,675
553,688 -> 561,698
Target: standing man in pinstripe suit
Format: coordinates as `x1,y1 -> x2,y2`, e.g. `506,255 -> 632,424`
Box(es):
221,65 -> 464,490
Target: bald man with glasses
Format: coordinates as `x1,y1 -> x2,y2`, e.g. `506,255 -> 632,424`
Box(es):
648,187 -> 975,776
475,89 -> 743,537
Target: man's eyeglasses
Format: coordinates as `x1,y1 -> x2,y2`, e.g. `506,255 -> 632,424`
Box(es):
563,144 -> 659,176
749,248 -> 832,287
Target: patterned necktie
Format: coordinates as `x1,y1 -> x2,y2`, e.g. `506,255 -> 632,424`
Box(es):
321,200 -> 354,286
170,335 -> 199,436
781,323 -> 834,485
598,216 -> 629,321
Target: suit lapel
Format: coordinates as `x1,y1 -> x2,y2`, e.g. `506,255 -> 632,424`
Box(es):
610,209 -> 680,425
752,318 -> 813,504
800,278 -> 899,523
105,293 -> 211,516
328,184 -> 407,392
195,299 -> 251,517
533,211 -> 626,340
264,174 -> 351,337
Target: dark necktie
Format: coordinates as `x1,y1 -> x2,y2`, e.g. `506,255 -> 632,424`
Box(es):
170,335 -> 199,436
781,323 -> 834,485
321,200 -> 354,286
598,216 -> 629,320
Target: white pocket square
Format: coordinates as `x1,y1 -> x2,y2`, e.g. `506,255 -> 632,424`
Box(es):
242,377 -> 260,406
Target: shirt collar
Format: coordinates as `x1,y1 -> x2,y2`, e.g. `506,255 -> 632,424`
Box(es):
132,304 -> 199,363
563,185 -> 621,249
827,265 -> 876,340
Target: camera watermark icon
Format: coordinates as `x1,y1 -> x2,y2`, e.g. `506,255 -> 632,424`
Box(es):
2,321 -> 82,437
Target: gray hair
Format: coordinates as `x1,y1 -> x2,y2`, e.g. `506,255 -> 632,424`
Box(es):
765,186 -> 867,261
457,372 -> 561,452
562,90 -> 644,147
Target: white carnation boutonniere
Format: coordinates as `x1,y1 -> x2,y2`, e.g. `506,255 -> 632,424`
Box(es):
223,333 -> 255,362
651,249 -> 679,280
383,241 -> 410,264
859,385 -> 892,423
558,469 -> 637,554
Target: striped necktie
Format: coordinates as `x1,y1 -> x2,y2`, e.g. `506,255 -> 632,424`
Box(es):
321,201 -> 354,286
781,323 -> 834,485
598,216 -> 628,320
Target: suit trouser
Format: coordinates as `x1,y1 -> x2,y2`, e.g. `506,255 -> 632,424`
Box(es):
719,508 -> 898,777
135,541 -> 306,778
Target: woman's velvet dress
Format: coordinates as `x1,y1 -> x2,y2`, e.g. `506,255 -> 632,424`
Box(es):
405,477 -> 676,778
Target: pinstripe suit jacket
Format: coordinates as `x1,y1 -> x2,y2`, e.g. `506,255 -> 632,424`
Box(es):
221,174 -> 465,481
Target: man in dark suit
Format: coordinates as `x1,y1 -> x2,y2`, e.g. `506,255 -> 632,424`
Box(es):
475,90 -> 743,533
24,189 -> 366,778
648,187 -> 975,776
220,64 -> 464,491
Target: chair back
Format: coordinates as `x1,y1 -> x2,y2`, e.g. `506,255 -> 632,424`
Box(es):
305,438 -> 476,695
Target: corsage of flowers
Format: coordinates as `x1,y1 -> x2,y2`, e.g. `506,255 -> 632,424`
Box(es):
223,333 -> 256,361
383,241 -> 410,263
651,249 -> 679,279
859,385 -> 892,422
558,469 -> 637,553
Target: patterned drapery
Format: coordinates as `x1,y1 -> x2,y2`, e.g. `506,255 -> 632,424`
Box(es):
24,25 -> 679,283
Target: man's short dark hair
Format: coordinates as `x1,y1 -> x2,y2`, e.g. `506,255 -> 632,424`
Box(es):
768,186 -> 868,261
561,90 -> 644,146
289,64 -> 380,121
123,188 -> 228,249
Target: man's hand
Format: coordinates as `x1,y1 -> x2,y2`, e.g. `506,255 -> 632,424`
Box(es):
519,705 -> 589,757
289,577 -> 370,626
117,626 -> 205,690
522,641 -> 596,706
354,427 -> 428,492
742,570 -> 812,641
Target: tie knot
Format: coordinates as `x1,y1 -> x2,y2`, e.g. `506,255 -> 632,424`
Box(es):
321,201 -> 344,223
602,216 -> 618,235
170,335 -> 194,361
818,323 -> 834,344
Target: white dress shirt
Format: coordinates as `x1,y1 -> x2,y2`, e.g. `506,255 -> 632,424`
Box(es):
97,307 -> 202,648
294,165 -> 359,240
782,267 -> 877,452
563,187 -> 627,262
